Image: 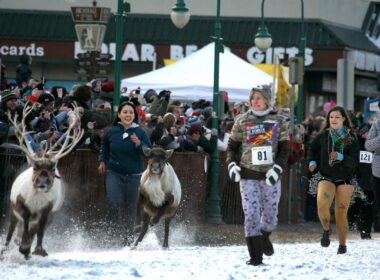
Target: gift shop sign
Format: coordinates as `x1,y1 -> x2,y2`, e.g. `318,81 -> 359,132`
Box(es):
74,42 -> 315,66
3,41 -> 380,73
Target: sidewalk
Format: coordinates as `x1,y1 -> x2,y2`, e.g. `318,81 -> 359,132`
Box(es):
186,222 -> 380,246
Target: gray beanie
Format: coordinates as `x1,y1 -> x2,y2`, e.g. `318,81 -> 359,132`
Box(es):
1,89 -> 17,104
249,85 -> 272,105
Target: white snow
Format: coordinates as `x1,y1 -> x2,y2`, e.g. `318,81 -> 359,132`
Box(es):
1,227 -> 379,280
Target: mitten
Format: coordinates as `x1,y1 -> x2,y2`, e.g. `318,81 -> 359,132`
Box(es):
265,164 -> 283,186
228,162 -> 241,182
330,151 -> 344,161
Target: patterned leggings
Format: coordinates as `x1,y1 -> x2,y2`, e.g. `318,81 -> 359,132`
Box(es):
240,179 -> 281,237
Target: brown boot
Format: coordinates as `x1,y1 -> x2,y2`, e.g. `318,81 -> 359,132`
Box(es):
245,236 -> 264,266
261,230 -> 274,256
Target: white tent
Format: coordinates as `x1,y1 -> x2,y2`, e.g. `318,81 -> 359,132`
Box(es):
121,43 -> 273,102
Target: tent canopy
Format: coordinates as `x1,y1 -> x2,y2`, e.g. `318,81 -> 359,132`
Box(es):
121,43 -> 273,102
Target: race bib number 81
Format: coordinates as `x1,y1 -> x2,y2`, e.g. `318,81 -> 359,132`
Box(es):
251,146 -> 273,165
360,151 -> 373,164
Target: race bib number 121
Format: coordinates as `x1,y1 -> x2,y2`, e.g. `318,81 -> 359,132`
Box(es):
360,151 -> 373,164
251,146 -> 273,165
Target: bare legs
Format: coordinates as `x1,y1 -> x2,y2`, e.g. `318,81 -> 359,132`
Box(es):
317,180 -> 354,248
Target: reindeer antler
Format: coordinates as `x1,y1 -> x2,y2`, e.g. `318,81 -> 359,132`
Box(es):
7,103 -> 38,161
46,104 -> 84,160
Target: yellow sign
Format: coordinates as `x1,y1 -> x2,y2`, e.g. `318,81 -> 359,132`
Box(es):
253,64 -> 296,108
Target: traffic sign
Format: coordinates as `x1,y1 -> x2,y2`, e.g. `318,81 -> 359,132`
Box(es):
71,7 -> 111,23
75,24 -> 106,51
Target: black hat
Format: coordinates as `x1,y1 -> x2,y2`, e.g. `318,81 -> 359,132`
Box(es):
1,89 -> 17,104
38,93 -> 55,105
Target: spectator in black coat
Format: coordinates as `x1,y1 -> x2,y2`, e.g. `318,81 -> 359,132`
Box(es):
15,54 -> 32,88
183,124 -> 217,154
348,123 -> 375,239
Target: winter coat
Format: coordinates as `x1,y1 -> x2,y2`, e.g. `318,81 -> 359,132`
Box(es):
365,120 -> 380,178
226,110 -> 289,180
99,123 -> 152,175
308,129 -> 359,181
15,55 -> 32,87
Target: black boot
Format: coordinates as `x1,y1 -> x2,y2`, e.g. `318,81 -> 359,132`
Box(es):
321,229 -> 331,247
245,236 -> 264,266
337,245 -> 347,254
261,230 -> 274,256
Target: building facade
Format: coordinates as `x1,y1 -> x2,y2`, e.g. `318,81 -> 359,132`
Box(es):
1,0 -> 379,117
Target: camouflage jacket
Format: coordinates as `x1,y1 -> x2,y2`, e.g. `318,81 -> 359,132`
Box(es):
226,110 -> 290,180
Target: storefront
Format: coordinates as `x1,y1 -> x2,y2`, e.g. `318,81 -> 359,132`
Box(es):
1,8 -> 379,117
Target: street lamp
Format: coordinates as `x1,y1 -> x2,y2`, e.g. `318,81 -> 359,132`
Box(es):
171,0 -> 223,224
254,2 -> 272,52
254,0 -> 305,124
171,0 -> 191,29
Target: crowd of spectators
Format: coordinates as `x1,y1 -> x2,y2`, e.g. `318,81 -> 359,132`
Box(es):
1,58 -> 379,240
0,74 -> 239,156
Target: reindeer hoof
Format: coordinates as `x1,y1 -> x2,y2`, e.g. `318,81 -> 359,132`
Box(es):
33,247 -> 48,257
19,246 -> 31,258
0,246 -> 9,261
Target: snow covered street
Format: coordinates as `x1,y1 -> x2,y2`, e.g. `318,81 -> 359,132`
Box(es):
1,225 -> 379,280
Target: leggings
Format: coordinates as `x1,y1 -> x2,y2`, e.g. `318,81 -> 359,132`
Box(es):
240,179 -> 281,237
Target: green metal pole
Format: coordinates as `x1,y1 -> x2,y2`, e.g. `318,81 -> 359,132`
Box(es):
206,0 -> 223,224
296,0 -> 305,124
296,0 -> 306,222
113,0 -> 124,118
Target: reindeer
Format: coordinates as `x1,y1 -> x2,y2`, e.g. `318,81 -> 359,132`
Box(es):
1,103 -> 83,259
134,146 -> 181,248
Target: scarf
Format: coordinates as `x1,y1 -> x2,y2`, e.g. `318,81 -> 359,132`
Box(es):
327,126 -> 353,166
249,107 -> 273,117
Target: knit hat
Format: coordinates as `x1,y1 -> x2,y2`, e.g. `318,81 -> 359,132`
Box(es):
101,82 -> 114,92
38,93 -> 55,105
163,113 -> 176,130
250,84 -> 272,105
0,89 -> 17,104
187,115 -> 202,127
187,124 -> 202,136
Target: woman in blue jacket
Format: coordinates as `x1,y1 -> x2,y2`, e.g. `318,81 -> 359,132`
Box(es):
98,101 -> 151,246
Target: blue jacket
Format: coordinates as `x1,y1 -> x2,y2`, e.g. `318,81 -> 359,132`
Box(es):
99,122 -> 152,175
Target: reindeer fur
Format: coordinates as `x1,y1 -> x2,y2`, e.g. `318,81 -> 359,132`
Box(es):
3,166 -> 64,259
134,147 -> 181,248
1,103 -> 82,260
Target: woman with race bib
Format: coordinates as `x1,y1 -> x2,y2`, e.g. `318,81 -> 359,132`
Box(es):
226,85 -> 289,266
308,106 -> 362,254
365,103 -> 380,233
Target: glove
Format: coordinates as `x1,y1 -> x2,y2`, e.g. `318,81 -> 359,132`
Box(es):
228,162 -> 241,182
211,128 -> 218,136
265,164 -> 283,186
330,151 -> 344,161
